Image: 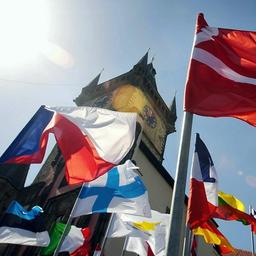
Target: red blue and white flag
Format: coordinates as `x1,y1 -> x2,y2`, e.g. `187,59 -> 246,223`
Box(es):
0,106 -> 137,184
187,134 -> 218,229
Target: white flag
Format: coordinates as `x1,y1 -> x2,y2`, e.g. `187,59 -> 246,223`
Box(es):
108,210 -> 169,255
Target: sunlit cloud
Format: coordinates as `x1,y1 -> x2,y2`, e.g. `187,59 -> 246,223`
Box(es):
245,175 -> 256,188
42,41 -> 74,69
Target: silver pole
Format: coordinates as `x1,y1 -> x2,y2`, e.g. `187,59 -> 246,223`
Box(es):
250,205 -> 255,256
166,111 -> 193,256
183,225 -> 192,256
121,236 -> 128,256
52,183 -> 85,256
100,213 -> 115,256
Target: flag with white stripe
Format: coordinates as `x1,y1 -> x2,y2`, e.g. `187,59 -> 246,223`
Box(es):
72,160 -> 151,218
184,13 -> 256,126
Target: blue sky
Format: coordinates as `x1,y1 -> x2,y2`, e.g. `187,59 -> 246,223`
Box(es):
1,0 -> 256,252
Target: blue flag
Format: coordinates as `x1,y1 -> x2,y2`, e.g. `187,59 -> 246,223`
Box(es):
0,201 -> 50,246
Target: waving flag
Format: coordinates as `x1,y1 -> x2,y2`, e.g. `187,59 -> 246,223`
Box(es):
187,133 -> 218,229
250,207 -> 256,233
0,201 -> 49,247
41,222 -> 90,256
72,160 -> 151,218
213,192 -> 256,227
0,106 -> 137,184
184,13 -> 256,126
193,221 -> 234,253
126,238 -> 155,256
108,210 -> 169,255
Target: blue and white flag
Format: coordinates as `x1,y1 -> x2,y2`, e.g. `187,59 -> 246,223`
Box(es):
72,160 -> 151,218
0,201 -> 50,247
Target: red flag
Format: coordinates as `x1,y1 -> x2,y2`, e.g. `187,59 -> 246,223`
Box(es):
184,13 -> 256,126
187,134 -> 218,229
213,193 -> 256,227
250,207 -> 256,233
70,227 -> 91,256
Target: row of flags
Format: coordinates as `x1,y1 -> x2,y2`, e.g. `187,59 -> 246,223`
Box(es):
41,222 -> 91,255
0,106 -> 169,255
0,160 -> 169,255
1,10 -> 256,256
187,134 -> 256,254
180,11 -> 256,256
0,105 -> 137,184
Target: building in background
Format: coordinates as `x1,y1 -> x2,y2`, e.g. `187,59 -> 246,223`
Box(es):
0,53 -> 219,255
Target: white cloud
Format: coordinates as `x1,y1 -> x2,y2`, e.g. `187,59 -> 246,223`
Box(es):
245,176 -> 256,188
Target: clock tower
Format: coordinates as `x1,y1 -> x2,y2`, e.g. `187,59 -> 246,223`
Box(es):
74,52 -> 177,161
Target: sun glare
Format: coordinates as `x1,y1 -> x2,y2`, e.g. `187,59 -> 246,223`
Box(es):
0,0 -> 50,68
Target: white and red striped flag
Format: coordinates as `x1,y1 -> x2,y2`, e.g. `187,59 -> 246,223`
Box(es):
184,13 -> 256,126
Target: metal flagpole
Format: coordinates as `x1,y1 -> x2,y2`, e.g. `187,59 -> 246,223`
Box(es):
182,225 -> 192,256
249,205 -> 255,256
166,111 -> 193,256
52,183 -> 85,256
121,236 -> 128,256
99,213 -> 115,256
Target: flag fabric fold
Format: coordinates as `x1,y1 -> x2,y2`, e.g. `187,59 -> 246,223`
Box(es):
250,207 -> 256,233
187,134 -> 234,254
72,160 -> 151,218
0,201 -> 50,247
108,210 -> 169,255
193,221 -> 234,253
41,222 -> 90,256
0,106 -> 137,184
126,237 -> 155,256
187,133 -> 218,229
213,192 -> 256,227
184,13 -> 256,126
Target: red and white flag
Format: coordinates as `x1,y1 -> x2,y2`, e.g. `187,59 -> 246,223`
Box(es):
184,13 -> 256,126
187,134 -> 218,229
0,106 -> 137,184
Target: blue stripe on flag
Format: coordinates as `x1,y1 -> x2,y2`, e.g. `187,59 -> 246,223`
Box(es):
195,133 -> 216,183
6,201 -> 43,220
0,201 -> 47,233
79,166 -> 147,212
0,106 -> 54,163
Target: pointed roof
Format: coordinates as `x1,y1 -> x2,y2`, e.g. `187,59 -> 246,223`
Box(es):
136,51 -> 149,66
85,71 -> 102,88
169,96 -> 177,123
